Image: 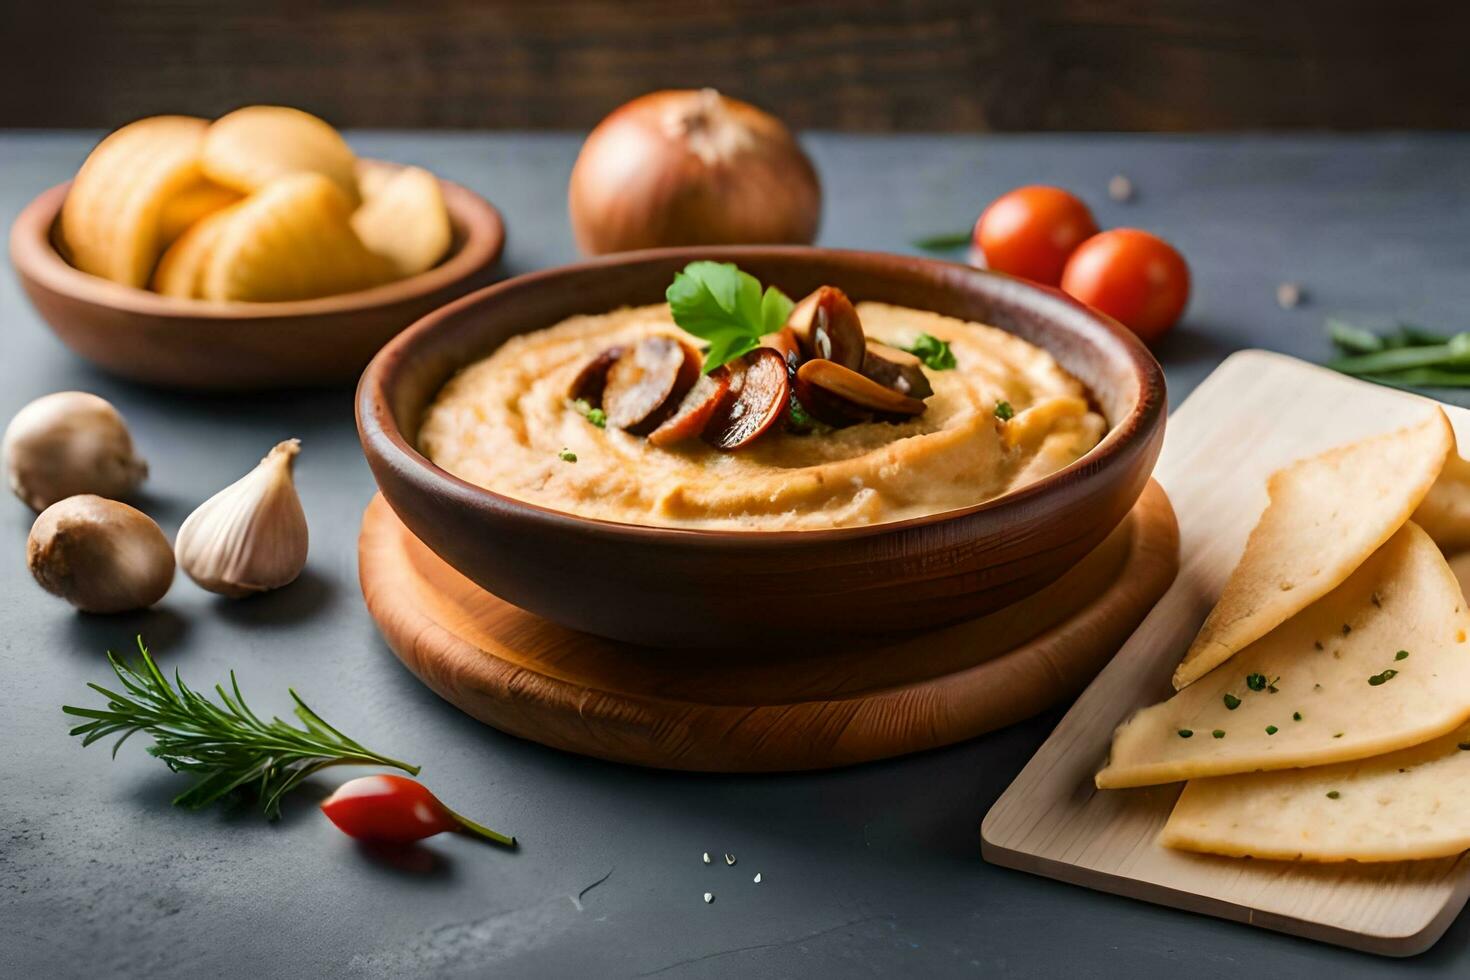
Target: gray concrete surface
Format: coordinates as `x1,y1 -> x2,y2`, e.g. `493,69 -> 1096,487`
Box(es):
2,132 -> 1468,978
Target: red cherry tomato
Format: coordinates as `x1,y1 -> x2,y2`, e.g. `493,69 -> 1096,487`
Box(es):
972,186 -> 1099,286
1060,228 -> 1190,344
321,775 -> 515,847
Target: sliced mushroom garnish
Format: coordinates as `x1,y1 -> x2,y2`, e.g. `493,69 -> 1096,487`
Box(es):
567,344 -> 626,404
796,359 -> 926,418
602,336 -> 700,434
704,348 -> 790,451
792,372 -> 871,427
648,367 -> 731,447
861,341 -> 934,399
786,286 -> 865,370
761,325 -> 802,371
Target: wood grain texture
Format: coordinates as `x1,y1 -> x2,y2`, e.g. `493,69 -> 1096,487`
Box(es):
982,350 -> 1470,956
2,1 -> 1466,132
358,480 -> 1177,771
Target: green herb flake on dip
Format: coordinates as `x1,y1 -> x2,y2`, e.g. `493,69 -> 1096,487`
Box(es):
419,299 -> 1105,530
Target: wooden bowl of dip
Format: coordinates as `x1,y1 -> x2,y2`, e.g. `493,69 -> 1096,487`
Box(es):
9,164 -> 505,390
357,246 -> 1166,647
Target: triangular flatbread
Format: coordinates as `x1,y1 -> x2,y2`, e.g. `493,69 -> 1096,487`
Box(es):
1163,720 -> 1470,862
1414,451 -> 1470,554
1097,521 -> 1470,789
1173,409 -> 1453,690
1451,551 -> 1470,600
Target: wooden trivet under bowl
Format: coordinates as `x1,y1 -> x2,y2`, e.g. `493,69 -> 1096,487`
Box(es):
359,480 -> 1177,772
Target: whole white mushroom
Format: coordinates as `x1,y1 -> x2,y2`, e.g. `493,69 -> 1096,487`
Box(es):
27,495 -> 174,613
3,391 -> 148,511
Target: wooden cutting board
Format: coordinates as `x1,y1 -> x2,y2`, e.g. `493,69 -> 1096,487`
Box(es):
358,480 -> 1177,772
982,350 -> 1470,956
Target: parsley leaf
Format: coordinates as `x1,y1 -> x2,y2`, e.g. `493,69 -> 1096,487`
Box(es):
570,398 -> 606,428
666,262 -> 794,374
759,286 -> 794,336
899,333 -> 956,371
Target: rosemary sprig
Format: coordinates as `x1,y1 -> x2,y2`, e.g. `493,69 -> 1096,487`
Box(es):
63,638 -> 418,819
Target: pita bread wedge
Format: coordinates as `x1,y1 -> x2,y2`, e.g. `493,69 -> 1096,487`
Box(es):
1097,521 -> 1470,789
1173,409 -> 1453,690
1163,720 -> 1470,862
1414,451 -> 1470,554
1451,551 -> 1470,601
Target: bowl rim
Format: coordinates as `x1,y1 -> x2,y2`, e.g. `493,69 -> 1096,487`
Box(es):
357,245 -> 1166,547
9,161 -> 506,320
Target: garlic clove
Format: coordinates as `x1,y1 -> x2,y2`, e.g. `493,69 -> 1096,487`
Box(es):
176,439 -> 308,598
3,392 -> 148,511
28,494 -> 174,613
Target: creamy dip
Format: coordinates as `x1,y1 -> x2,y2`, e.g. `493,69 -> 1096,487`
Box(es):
419,302 -> 1106,530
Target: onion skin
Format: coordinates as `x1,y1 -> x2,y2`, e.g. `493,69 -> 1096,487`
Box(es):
569,89 -> 821,255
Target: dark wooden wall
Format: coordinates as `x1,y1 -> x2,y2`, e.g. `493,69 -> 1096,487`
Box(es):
4,0 -> 1467,131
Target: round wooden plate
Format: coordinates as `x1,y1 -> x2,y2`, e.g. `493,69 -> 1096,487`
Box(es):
359,481 -> 1178,771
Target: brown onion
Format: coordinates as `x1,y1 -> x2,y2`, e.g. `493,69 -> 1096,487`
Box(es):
568,89 -> 822,255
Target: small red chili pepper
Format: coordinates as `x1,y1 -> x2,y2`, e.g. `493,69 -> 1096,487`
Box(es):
320,774 -> 515,847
